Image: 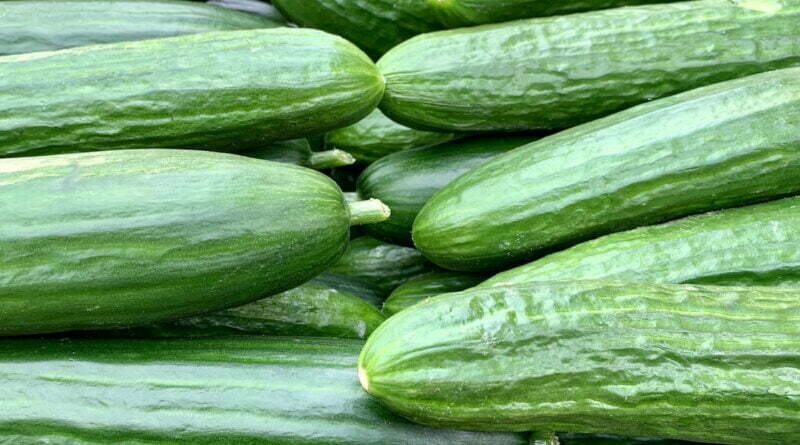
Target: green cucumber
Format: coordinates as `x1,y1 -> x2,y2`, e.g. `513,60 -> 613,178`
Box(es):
242,139 -> 355,170
359,281 -> 800,444
358,136 -> 535,244
413,67 -> 800,272
382,271 -> 486,315
272,0 -> 440,60
0,0 -> 281,56
558,433 -> 698,445
483,197 -> 800,288
0,149 -> 389,336
327,109 -> 459,163
207,0 -> 285,18
0,28 -> 384,157
0,336 -> 528,444
378,0 -> 800,132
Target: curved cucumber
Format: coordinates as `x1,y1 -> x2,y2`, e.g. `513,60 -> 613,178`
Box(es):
0,0 -> 281,56
0,337 -> 528,444
242,139 -> 355,170
359,281 -> 800,443
358,136 -> 535,244
0,28 -> 384,157
0,149 -> 388,336
378,0 -> 800,132
383,271 -> 486,315
413,67 -> 800,272
327,109 -> 458,163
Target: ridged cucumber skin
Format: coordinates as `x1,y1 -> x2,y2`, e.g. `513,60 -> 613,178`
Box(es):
358,281 -> 800,443
0,0 -> 281,56
0,150 -> 351,336
483,197 -> 800,288
557,433 -> 697,445
382,271 -> 486,315
378,0 -> 800,133
0,337 -> 528,444
272,0 -> 440,60
327,109 -> 459,163
0,28 -> 384,157
358,136 -> 535,244
413,67 -> 800,272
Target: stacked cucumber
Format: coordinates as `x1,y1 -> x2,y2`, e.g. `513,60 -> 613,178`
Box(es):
1,0 -> 798,443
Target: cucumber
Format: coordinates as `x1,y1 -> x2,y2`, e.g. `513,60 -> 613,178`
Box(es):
558,433 -> 698,445
358,281 -> 800,444
0,0 -> 282,56
0,336 -> 528,444
413,67 -> 800,272
242,139 -> 356,170
329,237 -> 438,297
378,0 -> 800,133
207,0 -> 285,18
358,136 -> 536,244
483,197 -> 800,288
327,109 -> 459,163
0,28 -> 384,157
272,0 -> 440,60
0,149 -> 389,336
382,271 -> 486,315
314,272 -> 385,307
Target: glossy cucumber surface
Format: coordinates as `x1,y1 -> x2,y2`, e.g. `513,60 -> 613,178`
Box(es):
382,271 -> 486,315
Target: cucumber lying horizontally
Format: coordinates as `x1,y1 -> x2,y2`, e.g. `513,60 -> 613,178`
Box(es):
0,150 -> 389,336
382,271 -> 486,315
207,0 -> 285,18
327,109 -> 458,163
0,337 -> 528,444
0,0 -> 281,56
358,136 -> 535,244
378,0 -> 800,132
557,433 -> 698,444
0,28 -> 384,157
413,67 -> 800,272
359,281 -> 800,444
242,139 -> 355,170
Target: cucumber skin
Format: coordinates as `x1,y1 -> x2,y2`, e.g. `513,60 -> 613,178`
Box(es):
557,433 -> 697,445
0,28 -> 384,157
0,0 -> 281,56
413,67 -> 800,272
0,150 -> 350,336
359,281 -> 800,444
358,136 -> 535,244
241,139 -> 315,167
378,0 -> 800,133
0,337 -> 528,444
484,197 -> 800,288
327,109 -> 458,163
382,271 -> 486,315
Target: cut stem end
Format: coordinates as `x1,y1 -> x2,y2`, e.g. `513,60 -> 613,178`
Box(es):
310,149 -> 356,169
348,199 -> 391,226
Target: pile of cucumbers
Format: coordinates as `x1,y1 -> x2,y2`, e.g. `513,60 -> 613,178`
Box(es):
1,0 -> 798,443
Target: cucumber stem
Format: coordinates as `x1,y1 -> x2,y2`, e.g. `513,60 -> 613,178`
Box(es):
342,192 -> 361,203
348,199 -> 391,226
309,149 -> 356,169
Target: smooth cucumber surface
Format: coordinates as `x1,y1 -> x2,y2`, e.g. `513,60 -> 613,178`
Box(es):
0,28 -> 384,157
413,67 -> 800,272
327,109 -> 459,163
0,0 -> 281,56
558,433 -> 699,444
378,0 -> 800,132
358,136 -> 535,244
359,281 -> 800,444
382,271 -> 486,315
241,139 -> 355,170
484,197 -> 800,288
0,337 -> 528,444
0,150 -> 365,336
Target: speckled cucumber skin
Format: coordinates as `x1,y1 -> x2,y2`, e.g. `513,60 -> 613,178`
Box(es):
378,0 -> 800,133
0,337 -> 528,444
413,67 -> 800,272
383,271 -> 486,315
0,150 -> 351,336
0,0 -> 282,56
0,28 -> 384,157
359,281 -> 800,444
327,109 -> 458,163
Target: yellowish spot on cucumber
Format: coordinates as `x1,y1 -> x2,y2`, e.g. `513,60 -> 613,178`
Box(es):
736,0 -> 782,13
358,366 -> 369,391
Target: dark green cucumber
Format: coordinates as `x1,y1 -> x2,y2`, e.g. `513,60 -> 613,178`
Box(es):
413,67 -> 800,272
483,197 -> 800,288
329,236 -> 438,297
0,28 -> 384,157
378,0 -> 800,132
358,136 -> 535,244
382,271 -> 486,315
0,0 -> 282,56
0,149 -> 389,336
359,281 -> 800,444
272,0 -> 441,60
327,109 -> 459,163
558,433 -> 699,445
0,336 -> 528,444
242,139 -> 356,170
